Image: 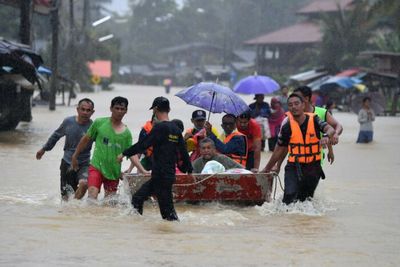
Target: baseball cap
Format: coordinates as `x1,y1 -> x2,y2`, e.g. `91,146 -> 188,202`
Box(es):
149,96 -> 170,110
192,110 -> 206,120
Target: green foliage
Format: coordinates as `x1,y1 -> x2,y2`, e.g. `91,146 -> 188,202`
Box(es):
320,1 -> 372,72
0,6 -> 19,41
368,0 -> 400,35
119,0 -> 308,65
372,32 -> 400,52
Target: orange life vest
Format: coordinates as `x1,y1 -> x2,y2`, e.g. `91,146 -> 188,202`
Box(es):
287,112 -> 321,164
185,128 -> 204,161
223,131 -> 248,167
142,120 -> 153,157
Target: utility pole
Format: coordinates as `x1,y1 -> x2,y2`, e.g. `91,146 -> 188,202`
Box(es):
19,0 -> 32,45
49,0 -> 60,110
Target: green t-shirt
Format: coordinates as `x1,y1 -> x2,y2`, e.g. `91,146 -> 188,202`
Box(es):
87,117 -> 132,180
314,106 -> 328,165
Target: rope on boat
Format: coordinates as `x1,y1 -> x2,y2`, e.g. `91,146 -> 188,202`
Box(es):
271,172 -> 284,200
173,172 -> 279,187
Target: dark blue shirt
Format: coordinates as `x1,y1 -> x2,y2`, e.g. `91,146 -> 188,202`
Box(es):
249,102 -> 271,118
208,132 -> 246,156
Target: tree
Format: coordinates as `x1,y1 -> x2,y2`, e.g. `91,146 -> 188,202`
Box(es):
320,1 -> 372,72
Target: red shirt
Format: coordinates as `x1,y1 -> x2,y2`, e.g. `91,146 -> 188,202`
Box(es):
237,118 -> 262,152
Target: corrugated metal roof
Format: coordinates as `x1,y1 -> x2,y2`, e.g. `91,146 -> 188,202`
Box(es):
245,22 -> 322,45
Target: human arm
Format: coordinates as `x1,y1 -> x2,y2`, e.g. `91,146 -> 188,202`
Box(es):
177,134 -> 193,174
325,112 -> 342,145
128,154 -> 149,174
208,133 -> 246,155
121,126 -> 158,159
36,119 -> 66,159
252,139 -> 262,172
327,143 -> 334,164
261,145 -> 288,175
71,134 -> 92,170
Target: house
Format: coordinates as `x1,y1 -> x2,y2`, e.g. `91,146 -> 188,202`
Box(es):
244,0 -> 354,75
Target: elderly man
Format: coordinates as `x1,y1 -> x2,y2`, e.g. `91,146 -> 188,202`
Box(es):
192,138 -> 244,173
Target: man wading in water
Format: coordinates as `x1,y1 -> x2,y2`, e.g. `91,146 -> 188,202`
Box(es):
36,98 -> 95,200
118,97 -> 192,221
262,94 -> 335,204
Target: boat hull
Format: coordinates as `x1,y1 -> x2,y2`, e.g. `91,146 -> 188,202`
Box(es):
124,173 -> 272,205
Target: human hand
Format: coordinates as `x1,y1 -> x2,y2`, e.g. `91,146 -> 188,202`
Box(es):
117,154 -> 124,163
184,132 -> 193,140
204,121 -> 212,134
320,137 -> 329,147
71,156 -> 79,171
327,150 -> 335,164
250,168 -> 259,173
36,149 -> 45,160
330,133 -> 339,145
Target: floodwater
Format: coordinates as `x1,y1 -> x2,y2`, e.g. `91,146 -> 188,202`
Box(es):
0,84 -> 399,266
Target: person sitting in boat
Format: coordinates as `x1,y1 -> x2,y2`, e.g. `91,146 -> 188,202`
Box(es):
184,110 -> 219,162
236,110 -> 262,173
204,114 -> 247,167
192,138 -> 244,173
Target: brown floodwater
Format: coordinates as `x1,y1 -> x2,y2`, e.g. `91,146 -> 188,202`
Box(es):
0,84 -> 399,266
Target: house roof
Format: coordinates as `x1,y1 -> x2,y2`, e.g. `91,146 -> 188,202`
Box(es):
159,42 -> 222,54
0,0 -> 52,14
245,22 -> 322,45
296,0 -> 354,15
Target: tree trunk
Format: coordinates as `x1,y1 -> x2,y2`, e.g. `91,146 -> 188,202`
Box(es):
50,0 -> 60,110
19,0 -> 32,45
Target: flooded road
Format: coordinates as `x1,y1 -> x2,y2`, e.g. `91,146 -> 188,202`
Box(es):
0,84 -> 399,266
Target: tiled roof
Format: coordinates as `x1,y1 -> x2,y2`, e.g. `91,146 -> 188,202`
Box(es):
245,22 -> 322,45
296,0 -> 354,14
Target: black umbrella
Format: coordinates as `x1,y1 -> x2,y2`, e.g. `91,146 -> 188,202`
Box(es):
351,92 -> 386,115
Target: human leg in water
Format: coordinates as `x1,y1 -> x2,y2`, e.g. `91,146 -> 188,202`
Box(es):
131,179 -> 154,215
154,178 -> 178,221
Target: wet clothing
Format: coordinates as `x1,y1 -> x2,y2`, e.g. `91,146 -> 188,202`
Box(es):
357,108 -> 375,143
237,118 -> 262,170
358,108 -> 375,131
278,114 -> 327,204
282,162 -> 323,205
42,116 -> 92,197
87,165 -> 119,193
192,154 -> 244,173
59,159 -> 89,197
249,101 -> 271,118
208,131 -> 247,166
286,113 -> 321,164
122,121 -> 192,220
209,131 -> 247,167
87,117 -> 132,180
357,131 -> 373,143
43,116 -> 92,165
138,121 -> 153,170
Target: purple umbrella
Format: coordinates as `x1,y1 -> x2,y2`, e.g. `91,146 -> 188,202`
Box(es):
175,82 -> 249,120
233,75 -> 280,95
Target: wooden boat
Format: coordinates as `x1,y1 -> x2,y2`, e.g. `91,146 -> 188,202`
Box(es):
124,173 -> 273,205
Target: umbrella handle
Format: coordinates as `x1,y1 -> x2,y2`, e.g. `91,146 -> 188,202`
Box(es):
208,91 -> 216,122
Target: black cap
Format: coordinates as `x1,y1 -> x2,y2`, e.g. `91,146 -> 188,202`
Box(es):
149,96 -> 170,110
192,110 -> 206,120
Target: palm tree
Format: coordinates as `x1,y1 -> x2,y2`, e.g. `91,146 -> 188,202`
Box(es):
368,0 -> 400,52
319,0 -> 372,72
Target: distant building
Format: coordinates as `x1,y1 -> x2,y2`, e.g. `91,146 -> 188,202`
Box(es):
244,0 -> 354,75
